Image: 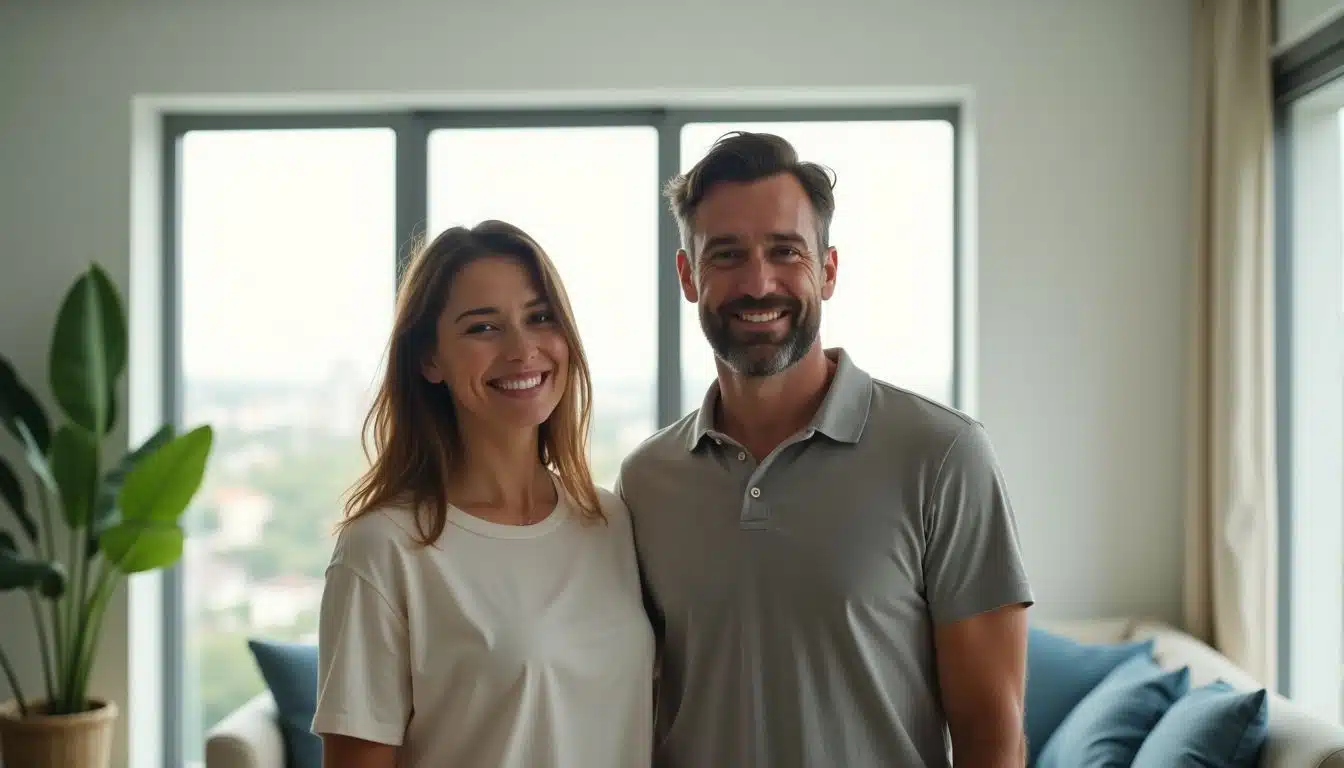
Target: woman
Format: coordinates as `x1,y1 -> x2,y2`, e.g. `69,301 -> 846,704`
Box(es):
311,221 -> 655,768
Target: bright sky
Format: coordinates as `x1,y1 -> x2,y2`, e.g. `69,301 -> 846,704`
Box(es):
179,121 -> 954,404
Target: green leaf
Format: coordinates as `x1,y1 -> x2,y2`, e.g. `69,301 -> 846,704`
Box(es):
118,425 -> 213,524
51,424 -> 99,529
0,356 -> 51,455
87,425 -> 174,558
49,265 -> 126,435
0,456 -> 36,545
0,531 -> 66,597
99,520 -> 183,574
16,419 -> 57,497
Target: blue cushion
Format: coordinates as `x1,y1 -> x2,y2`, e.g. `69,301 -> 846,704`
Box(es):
1131,680 -> 1269,767
1025,627 -> 1156,764
1037,653 -> 1190,767
248,639 -> 321,768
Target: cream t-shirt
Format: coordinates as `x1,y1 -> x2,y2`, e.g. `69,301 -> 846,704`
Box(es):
311,485 -> 655,768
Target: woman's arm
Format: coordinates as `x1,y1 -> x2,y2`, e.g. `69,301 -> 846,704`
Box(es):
322,733 -> 399,768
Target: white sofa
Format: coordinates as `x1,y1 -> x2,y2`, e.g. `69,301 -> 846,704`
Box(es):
204,618 -> 1344,768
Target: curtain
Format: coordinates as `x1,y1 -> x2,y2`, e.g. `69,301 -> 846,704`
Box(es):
1184,0 -> 1277,686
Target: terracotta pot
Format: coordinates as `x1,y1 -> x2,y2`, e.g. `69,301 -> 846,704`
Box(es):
0,698 -> 118,768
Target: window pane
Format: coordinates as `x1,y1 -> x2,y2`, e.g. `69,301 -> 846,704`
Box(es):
678,121 -> 956,409
178,128 -> 396,762
1280,93 -> 1344,722
427,126 -> 659,488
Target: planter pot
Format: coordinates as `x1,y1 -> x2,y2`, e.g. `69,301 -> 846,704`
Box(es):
0,698 -> 118,768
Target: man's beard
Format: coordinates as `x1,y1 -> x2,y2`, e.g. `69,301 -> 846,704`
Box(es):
701,295 -> 820,377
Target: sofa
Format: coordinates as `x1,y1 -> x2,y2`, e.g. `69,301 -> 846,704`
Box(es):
204,617 -> 1344,768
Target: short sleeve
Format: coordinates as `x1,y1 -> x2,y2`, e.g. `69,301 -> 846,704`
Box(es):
924,423 -> 1035,624
311,563 -> 411,745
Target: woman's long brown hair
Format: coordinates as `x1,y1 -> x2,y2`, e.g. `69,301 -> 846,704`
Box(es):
340,220 -> 603,544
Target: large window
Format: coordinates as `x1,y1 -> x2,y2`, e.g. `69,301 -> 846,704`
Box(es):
1275,6 -> 1344,723
163,107 -> 960,765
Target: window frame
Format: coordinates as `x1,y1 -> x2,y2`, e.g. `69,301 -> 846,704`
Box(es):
1273,9 -> 1344,704
158,103 -> 962,765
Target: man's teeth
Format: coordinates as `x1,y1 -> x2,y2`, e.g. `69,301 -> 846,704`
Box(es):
739,310 -> 784,323
494,374 -> 543,391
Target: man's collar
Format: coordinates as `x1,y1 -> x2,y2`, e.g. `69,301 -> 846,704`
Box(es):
686,347 -> 872,452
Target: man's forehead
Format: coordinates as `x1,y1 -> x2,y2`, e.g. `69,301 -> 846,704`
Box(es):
691,176 -> 818,246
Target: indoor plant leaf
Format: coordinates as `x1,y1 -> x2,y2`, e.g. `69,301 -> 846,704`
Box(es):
49,264 -> 127,435
51,423 -> 100,529
16,418 -> 58,497
0,530 -> 66,598
99,519 -> 184,574
118,425 -> 212,524
0,355 -> 51,454
0,455 -> 37,545
86,424 -> 174,558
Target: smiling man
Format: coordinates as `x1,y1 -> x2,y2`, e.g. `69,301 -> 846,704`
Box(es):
615,132 -> 1034,768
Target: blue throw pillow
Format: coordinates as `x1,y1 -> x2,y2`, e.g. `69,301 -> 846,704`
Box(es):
1036,653 -> 1190,768
248,638 -> 321,768
1131,680 -> 1269,767
1025,627 -> 1156,764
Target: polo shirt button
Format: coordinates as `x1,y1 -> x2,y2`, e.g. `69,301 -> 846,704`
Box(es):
750,487 -> 761,498
714,438 -> 722,445
737,451 -> 747,461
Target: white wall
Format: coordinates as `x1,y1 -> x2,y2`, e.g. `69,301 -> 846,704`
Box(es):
0,0 -> 1192,765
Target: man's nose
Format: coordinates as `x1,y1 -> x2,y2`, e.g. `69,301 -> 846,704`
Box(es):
736,252 -> 777,298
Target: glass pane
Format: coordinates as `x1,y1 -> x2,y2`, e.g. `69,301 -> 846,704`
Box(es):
178,128 -> 396,762
678,121 -> 956,409
427,126 -> 659,488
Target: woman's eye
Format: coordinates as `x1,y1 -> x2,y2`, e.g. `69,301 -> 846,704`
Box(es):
465,323 -> 496,334
531,311 -> 555,324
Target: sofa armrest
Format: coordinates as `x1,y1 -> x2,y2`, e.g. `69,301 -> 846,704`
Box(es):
205,692 -> 287,768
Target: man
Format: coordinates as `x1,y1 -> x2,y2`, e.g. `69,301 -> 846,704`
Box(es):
615,131 -> 1034,768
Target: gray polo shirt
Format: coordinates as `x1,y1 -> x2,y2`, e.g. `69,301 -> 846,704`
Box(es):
615,348 -> 1033,768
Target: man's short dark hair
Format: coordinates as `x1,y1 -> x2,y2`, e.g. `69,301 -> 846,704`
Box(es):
663,131 -> 837,252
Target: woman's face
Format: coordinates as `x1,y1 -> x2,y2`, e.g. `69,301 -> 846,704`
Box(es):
422,256 -> 570,433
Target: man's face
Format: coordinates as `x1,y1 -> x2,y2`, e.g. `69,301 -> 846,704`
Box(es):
677,173 -> 838,378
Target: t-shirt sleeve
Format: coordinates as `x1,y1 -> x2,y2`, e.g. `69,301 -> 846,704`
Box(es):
311,562 -> 412,745
923,422 -> 1035,624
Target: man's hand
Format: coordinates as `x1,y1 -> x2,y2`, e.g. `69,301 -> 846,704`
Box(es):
934,602 -> 1029,768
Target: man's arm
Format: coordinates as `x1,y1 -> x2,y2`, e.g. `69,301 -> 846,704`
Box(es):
935,602 -> 1029,768
921,422 -> 1034,767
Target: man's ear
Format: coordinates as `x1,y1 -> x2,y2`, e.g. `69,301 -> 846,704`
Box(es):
676,249 -> 698,302
820,246 -> 838,301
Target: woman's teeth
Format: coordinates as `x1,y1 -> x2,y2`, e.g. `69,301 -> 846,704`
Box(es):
492,374 -> 543,391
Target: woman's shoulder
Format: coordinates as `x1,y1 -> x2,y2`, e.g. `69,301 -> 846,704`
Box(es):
594,485 -> 632,527
330,504 -> 424,571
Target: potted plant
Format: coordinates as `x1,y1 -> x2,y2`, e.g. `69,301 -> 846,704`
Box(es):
0,264 -> 213,768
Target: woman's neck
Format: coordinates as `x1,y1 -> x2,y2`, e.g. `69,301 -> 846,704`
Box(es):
448,421 -> 553,523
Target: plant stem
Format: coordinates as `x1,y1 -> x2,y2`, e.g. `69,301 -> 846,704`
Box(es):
0,643 -> 29,717
35,488 -> 66,704
64,513 -> 80,710
26,591 -> 55,703
70,567 -> 116,710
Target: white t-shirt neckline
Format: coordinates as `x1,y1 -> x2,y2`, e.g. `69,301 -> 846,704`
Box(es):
444,496 -> 570,540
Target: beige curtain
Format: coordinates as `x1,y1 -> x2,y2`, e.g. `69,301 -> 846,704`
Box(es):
1185,0 -> 1277,686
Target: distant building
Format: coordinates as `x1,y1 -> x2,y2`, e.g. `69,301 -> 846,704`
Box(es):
210,487 -> 273,549
248,575 -> 324,630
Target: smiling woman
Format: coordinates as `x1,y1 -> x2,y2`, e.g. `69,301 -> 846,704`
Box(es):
312,220 -> 656,768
